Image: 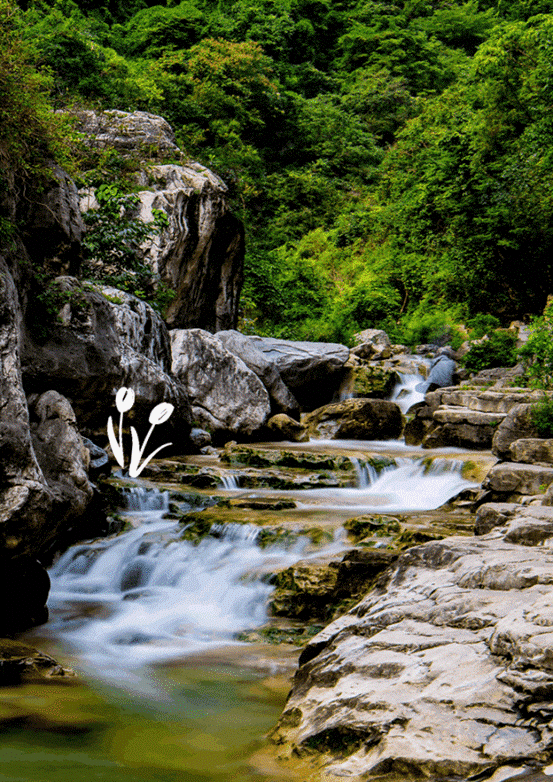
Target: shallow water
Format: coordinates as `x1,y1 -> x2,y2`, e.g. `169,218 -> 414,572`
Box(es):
15,430 -> 487,782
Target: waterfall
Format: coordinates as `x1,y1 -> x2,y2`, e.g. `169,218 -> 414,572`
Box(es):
45,488 -> 345,673
124,486 -> 169,512
219,473 -> 239,490
349,457 -> 382,488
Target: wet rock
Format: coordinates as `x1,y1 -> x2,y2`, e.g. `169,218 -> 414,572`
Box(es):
170,328 -> 270,441
227,335 -> 349,410
0,638 -> 73,685
220,443 -> 356,472
266,414 -> 309,442
270,561 -> 341,620
189,427 -> 211,449
304,398 -> 403,440
215,330 -> 299,416
82,437 -> 110,479
0,558 -> 50,634
272,520 -> 553,776
337,363 -> 397,400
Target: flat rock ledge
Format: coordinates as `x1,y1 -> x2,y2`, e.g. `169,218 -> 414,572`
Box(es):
271,516 -> 553,779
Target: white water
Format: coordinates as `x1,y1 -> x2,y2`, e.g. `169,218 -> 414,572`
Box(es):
45,487 -> 346,675
45,435 -> 477,678
390,371 -> 427,412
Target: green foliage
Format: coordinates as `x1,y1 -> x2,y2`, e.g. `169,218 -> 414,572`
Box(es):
519,304 -> 553,388
82,183 -> 171,312
0,0 -> 69,234
465,313 -> 501,339
530,396 -> 553,437
463,330 -> 518,372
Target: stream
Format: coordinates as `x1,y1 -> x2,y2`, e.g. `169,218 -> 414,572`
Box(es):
5,372 -> 492,782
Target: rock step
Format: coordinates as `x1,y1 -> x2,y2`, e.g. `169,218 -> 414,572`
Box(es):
483,462 -> 553,494
433,406 -> 507,426
440,389 -> 543,413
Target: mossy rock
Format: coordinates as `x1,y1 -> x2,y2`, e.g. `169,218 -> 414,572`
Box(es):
236,625 -> 325,646
221,445 -> 353,472
351,364 -> 398,398
344,515 -> 401,541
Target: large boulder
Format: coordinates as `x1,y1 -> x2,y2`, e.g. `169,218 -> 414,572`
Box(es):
170,329 -> 271,441
304,398 -> 403,440
22,279 -> 191,443
224,335 -> 350,410
271,518 -> 553,777
215,329 -> 299,416
76,110 -> 244,332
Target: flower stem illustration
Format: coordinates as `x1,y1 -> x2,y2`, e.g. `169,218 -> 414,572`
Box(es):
107,389 -> 174,476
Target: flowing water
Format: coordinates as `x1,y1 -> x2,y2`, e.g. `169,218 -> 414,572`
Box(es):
8,371 -> 491,782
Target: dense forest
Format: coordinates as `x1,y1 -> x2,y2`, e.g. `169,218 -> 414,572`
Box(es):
3,0 -> 553,345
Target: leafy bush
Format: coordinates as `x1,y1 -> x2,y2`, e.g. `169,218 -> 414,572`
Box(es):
462,330 -> 517,372
82,183 -> 172,312
530,396 -> 553,437
519,304 -> 553,388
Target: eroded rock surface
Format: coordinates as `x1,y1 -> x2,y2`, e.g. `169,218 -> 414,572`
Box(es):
272,517 -> 553,778
170,328 -> 270,441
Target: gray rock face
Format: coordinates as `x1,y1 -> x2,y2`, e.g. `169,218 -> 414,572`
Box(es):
230,336 -> 350,410
75,109 -> 179,155
493,403 -> 540,460
22,279 -> 191,439
0,255 -> 54,559
22,165 -> 84,277
135,164 -> 244,331
272,517 -> 553,777
304,398 -> 403,440
170,328 -> 270,440
215,329 -> 299,416
76,110 -> 244,332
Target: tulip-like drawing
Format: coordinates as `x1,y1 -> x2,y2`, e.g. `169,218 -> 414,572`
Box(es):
107,387 -> 174,477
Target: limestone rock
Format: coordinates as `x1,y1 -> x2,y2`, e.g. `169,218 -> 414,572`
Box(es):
74,109 -> 179,155
30,391 -> 93,521
304,398 -> 403,440
337,363 -> 397,400
493,404 -> 540,460
76,110 -> 244,332
351,329 -> 392,360
228,335 -> 350,410
483,462 -> 553,495
272,520 -> 553,776
22,279 -> 191,440
170,328 -> 270,440
135,164 -> 244,331
215,329 -> 299,415
510,438 -> 553,465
